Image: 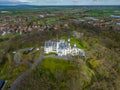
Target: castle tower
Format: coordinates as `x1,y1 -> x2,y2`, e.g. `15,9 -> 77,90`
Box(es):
74,44 -> 76,47
68,39 -> 71,53
68,38 -> 70,42
56,41 -> 59,53
68,38 -> 70,46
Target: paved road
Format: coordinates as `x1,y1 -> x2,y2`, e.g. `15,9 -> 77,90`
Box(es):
31,55 -> 43,69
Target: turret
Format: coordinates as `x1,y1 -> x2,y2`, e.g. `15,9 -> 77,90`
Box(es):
56,41 -> 60,53
74,44 -> 76,47
68,38 -> 70,42
68,38 -> 70,46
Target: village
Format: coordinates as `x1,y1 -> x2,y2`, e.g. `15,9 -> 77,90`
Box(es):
0,9 -> 120,36
0,15 -> 69,36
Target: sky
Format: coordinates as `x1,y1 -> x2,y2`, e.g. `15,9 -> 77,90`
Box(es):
0,0 -> 120,5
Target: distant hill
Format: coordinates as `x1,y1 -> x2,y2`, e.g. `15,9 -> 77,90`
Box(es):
0,5 -> 30,9
0,5 -> 120,9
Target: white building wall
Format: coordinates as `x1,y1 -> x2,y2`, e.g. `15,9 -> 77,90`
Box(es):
44,39 -> 85,56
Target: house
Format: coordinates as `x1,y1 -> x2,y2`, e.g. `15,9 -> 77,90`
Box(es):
44,39 -> 85,56
64,23 -> 69,28
54,25 -> 61,30
39,15 -> 45,18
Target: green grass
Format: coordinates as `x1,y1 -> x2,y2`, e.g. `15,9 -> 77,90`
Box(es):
14,58 -> 94,90
40,58 -> 76,74
61,36 -> 89,49
88,59 -> 100,69
44,52 -> 56,56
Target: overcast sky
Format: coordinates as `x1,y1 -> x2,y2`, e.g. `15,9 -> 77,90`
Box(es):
0,0 -> 120,5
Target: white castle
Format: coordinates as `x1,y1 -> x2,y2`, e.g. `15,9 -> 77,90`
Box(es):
44,39 -> 85,56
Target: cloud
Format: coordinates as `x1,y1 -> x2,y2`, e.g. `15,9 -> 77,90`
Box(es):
72,0 -> 80,3
0,0 -> 120,5
0,0 -> 28,5
18,0 -> 33,3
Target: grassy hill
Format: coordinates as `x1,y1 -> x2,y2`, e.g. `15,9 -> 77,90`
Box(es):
9,58 -> 94,90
